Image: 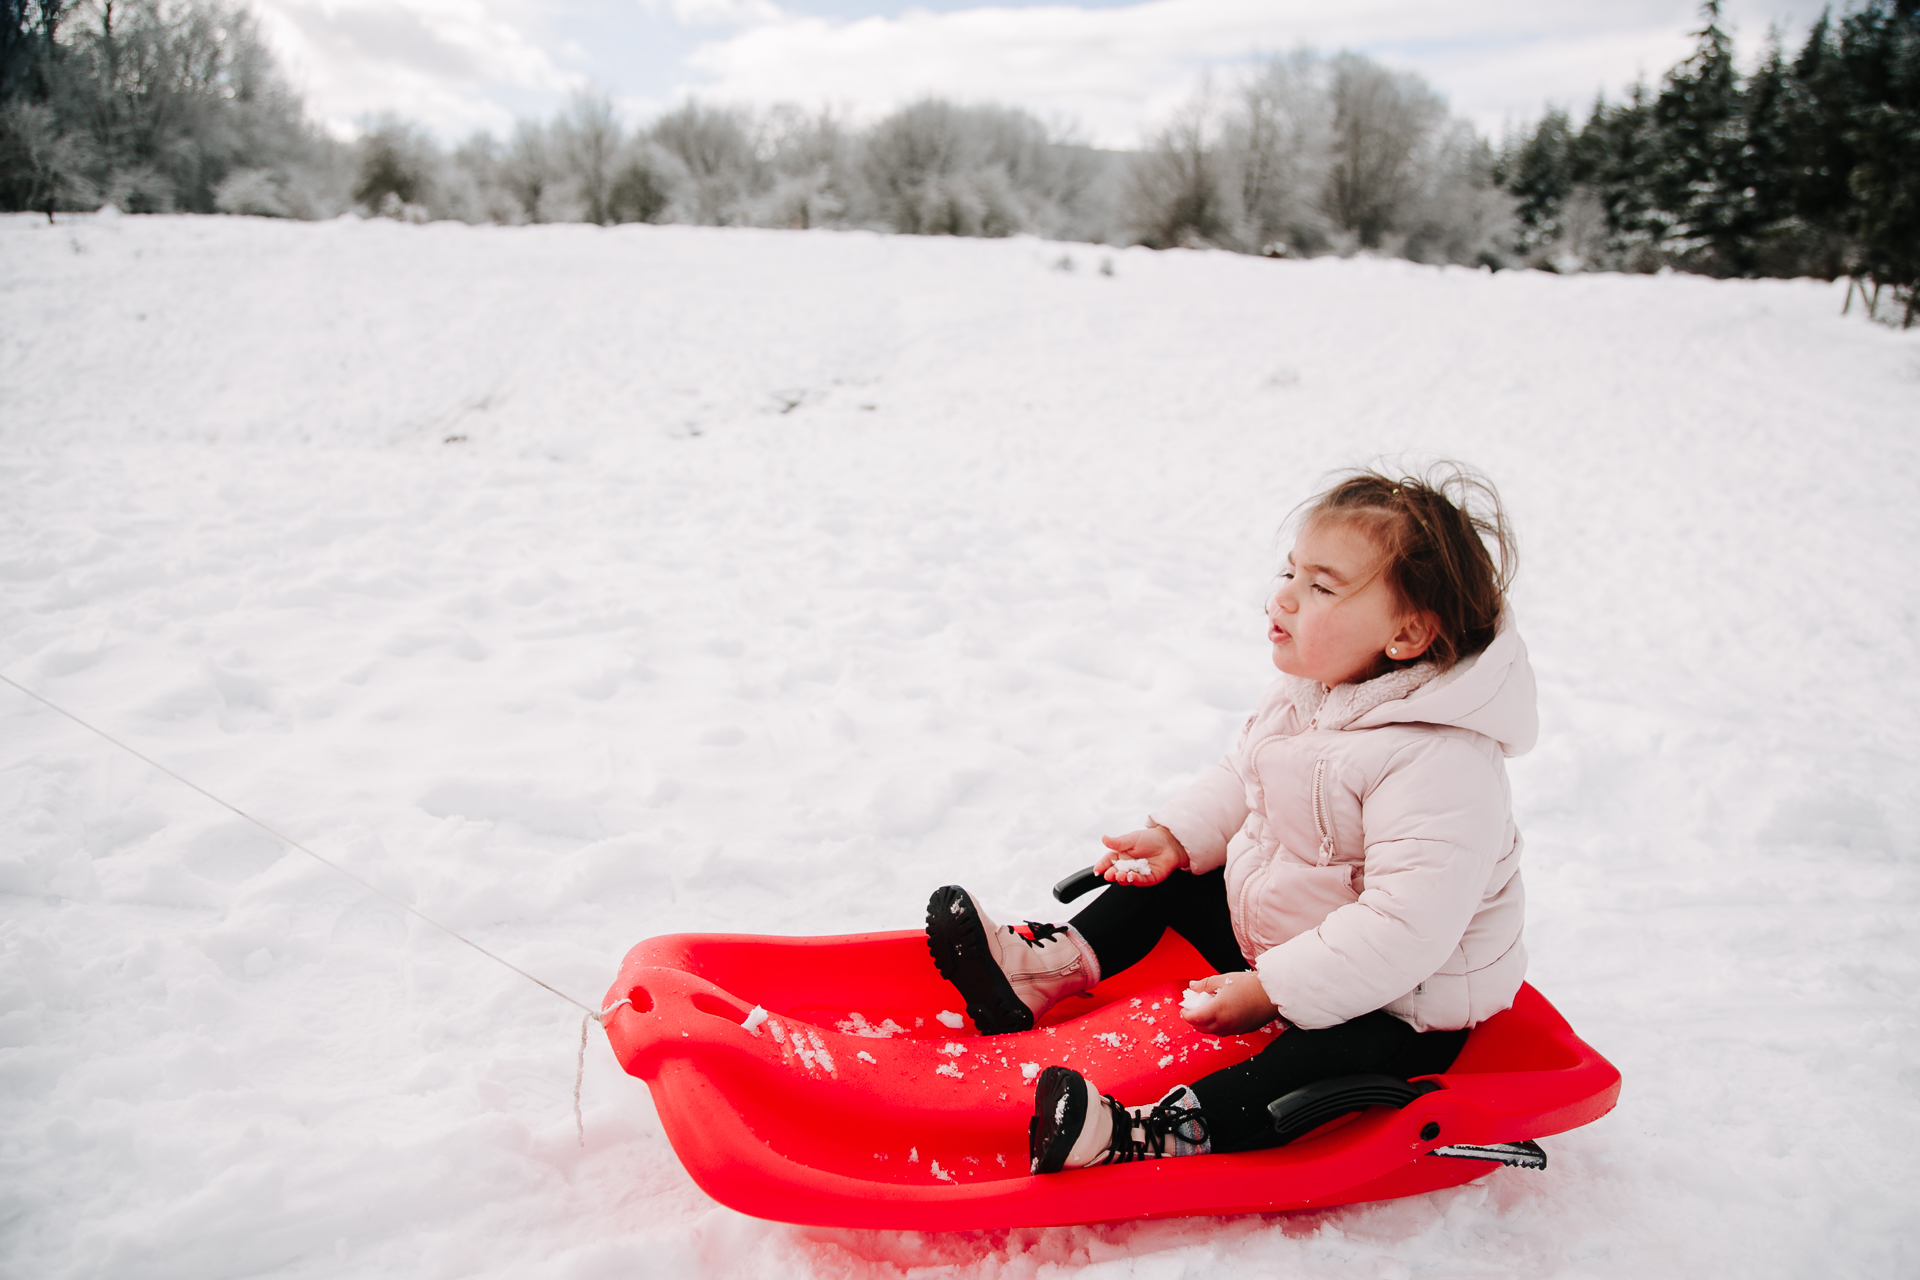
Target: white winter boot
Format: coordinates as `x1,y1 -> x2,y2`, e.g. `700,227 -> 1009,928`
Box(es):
1027,1068 -> 1211,1173
924,885 -> 1102,1034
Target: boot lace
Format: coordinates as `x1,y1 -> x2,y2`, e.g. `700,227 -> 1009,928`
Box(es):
1101,1090 -> 1211,1164
1015,921 -> 1070,949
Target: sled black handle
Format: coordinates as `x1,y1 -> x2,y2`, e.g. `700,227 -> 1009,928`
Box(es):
1052,865 -> 1106,903
1265,1073 -> 1443,1146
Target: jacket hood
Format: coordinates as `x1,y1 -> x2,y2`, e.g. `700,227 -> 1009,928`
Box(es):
1344,613 -> 1538,757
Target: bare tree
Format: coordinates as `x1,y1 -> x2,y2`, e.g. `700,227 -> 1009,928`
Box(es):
1322,53 -> 1445,248
607,141 -> 673,223
860,100 -> 1044,235
352,114 -> 436,216
859,98 -> 972,232
2,0 -> 71,102
649,100 -> 758,224
1123,83 -> 1226,248
498,118 -> 553,222
1222,51 -> 1334,253
1398,121 -> 1515,265
212,163 -> 287,215
54,0 -> 316,213
555,89 -> 622,225
1114,50 -> 1509,263
1,2 -> 95,216
750,103 -> 848,229
0,97 -> 94,215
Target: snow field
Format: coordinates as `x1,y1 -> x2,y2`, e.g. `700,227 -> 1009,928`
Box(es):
2,211 -> 1917,1277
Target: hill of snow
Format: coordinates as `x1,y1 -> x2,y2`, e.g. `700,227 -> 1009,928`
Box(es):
2,211 -> 1917,1278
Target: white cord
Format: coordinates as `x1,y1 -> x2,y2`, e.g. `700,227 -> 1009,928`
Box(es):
577,998 -> 634,1145
0,672 -> 600,1016
3,672 -> 635,1145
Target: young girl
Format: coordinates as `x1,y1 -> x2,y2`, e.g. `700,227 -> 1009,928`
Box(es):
926,466 -> 1532,1172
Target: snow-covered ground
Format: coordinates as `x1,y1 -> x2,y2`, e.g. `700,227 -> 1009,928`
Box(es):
2,211 -> 1916,1278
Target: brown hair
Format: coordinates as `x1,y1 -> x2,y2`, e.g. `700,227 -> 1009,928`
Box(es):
1295,463 -> 1516,671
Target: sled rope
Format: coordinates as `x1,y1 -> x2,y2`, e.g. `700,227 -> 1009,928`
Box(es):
2,673 -> 623,1141
576,1015 -> 590,1146
2,673 -> 601,1015
577,999 -> 632,1146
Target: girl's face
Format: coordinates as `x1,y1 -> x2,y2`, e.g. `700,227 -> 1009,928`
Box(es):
1268,518 -> 1432,687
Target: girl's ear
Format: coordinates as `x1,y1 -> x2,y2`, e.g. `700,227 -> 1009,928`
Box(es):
1389,612 -> 1439,661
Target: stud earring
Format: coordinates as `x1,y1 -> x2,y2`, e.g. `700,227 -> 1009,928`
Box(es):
1388,646 -> 1400,657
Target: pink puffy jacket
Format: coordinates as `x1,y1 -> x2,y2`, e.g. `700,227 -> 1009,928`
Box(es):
1150,618 -> 1537,1033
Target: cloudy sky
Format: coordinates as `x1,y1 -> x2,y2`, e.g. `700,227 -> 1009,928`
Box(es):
248,0 -> 1833,147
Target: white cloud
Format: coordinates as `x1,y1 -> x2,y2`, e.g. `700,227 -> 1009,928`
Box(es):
253,0 -> 580,137
674,0 -> 1821,144
241,0 -> 1836,145
1418,28 -> 1698,136
637,0 -> 784,28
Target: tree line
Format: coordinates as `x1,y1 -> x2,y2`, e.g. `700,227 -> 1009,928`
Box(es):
3,1 -> 1915,323
0,2 -> 1520,263
0,0 -> 339,217
1497,0 -> 1917,323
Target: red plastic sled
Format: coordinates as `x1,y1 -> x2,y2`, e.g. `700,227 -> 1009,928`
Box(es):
601,928 -> 1620,1229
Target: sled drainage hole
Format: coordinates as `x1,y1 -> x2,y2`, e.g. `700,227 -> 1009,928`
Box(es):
691,992 -> 750,1021
627,986 -> 655,1014
1420,1122 -> 1441,1141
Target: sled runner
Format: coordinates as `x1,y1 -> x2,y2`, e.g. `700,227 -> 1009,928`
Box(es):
600,925 -> 1619,1229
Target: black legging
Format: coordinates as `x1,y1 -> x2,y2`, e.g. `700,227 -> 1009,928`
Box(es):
1069,867 -> 1468,1152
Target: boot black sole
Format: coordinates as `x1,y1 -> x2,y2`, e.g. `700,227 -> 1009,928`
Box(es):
1029,1065 -> 1089,1174
924,885 -> 1035,1036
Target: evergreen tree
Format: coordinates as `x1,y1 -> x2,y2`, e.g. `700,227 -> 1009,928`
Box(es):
1650,0 -> 1754,272
1781,13 -> 1860,263
1739,35 -> 1793,254
1496,107 -> 1574,254
1569,86 -> 1663,268
1835,0 -> 1920,322
1497,0 -> 1914,304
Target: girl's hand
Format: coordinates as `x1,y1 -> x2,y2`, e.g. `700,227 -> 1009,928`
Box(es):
1095,826 -> 1189,886
1179,972 -> 1281,1036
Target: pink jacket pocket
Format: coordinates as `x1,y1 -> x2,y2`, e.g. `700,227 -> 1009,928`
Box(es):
1235,859 -> 1362,956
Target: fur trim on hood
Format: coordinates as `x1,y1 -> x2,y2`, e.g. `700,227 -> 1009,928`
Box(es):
1344,613 -> 1537,757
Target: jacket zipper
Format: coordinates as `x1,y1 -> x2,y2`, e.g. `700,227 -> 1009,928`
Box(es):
1312,758 -> 1335,866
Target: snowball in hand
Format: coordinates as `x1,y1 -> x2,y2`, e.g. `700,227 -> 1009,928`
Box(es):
1109,857 -> 1153,877
1179,988 -> 1214,1015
